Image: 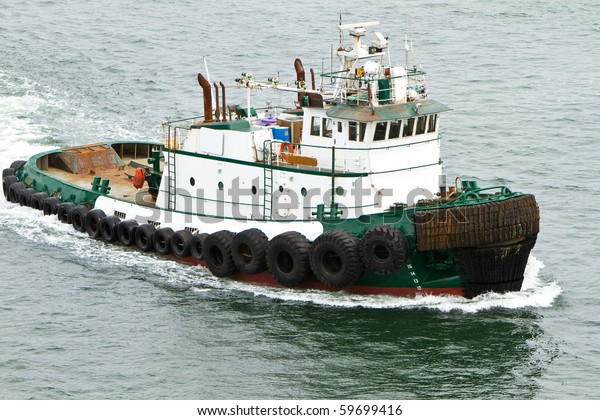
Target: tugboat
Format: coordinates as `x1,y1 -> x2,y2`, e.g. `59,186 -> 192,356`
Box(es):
2,21 -> 539,298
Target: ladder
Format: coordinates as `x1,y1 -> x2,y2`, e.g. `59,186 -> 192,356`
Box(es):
166,148 -> 176,211
263,140 -> 273,220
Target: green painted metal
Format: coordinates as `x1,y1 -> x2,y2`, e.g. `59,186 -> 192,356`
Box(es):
326,99 -> 450,122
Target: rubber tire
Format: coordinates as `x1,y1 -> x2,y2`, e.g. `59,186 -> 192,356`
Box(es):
3,168 -> 15,179
85,209 -> 106,239
118,220 -> 139,246
309,230 -> 364,289
10,160 -> 25,171
3,175 -> 17,200
231,228 -> 268,274
57,202 -> 76,224
267,231 -> 312,287
190,233 -> 209,261
42,197 -> 62,216
8,182 -> 25,204
203,230 -> 237,277
71,205 -> 89,232
135,224 -> 156,252
154,227 -> 174,255
100,216 -> 121,242
360,225 -> 409,275
171,230 -> 193,258
18,188 -> 35,207
30,192 -> 48,210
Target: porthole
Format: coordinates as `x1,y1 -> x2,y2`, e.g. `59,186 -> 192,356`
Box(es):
336,186 -> 345,196
190,177 -> 195,187
278,185 -> 284,192
301,187 -> 307,197
252,186 -> 257,195
218,181 -> 224,191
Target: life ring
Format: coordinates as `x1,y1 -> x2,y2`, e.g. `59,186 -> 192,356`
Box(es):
267,231 -> 312,287
203,230 -> 237,277
133,168 -> 146,189
231,228 -> 268,274
359,225 -> 409,275
279,142 -> 296,161
309,230 -> 364,289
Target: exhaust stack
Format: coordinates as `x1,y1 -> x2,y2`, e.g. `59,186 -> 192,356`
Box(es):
294,58 -> 306,105
197,73 -> 214,123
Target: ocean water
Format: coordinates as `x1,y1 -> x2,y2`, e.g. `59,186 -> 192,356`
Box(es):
0,0 -> 598,399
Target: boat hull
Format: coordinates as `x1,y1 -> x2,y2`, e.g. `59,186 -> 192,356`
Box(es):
4,141 -> 540,299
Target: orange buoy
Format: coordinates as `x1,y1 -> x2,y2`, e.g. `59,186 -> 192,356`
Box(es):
279,142 -> 296,162
133,168 -> 146,189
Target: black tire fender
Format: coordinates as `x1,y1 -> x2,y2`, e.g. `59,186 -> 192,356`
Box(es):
154,227 -> 174,255
85,209 -> 106,239
135,224 -> 156,252
71,205 -> 89,232
309,230 -> 364,289
30,192 -> 49,210
18,188 -> 35,207
3,175 -> 17,200
171,230 -> 193,258
57,202 -> 76,224
190,233 -> 209,261
203,230 -> 237,277
118,220 -> 139,246
8,181 -> 25,204
360,225 -> 409,275
231,228 -> 268,274
42,197 -> 62,216
3,168 -> 15,180
267,231 -> 312,287
10,160 -> 25,171
100,216 -> 121,242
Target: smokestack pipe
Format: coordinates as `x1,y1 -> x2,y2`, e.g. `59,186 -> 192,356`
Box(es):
197,73 -> 214,123
213,82 -> 220,122
310,68 -> 316,90
220,81 -> 227,121
294,58 -> 306,105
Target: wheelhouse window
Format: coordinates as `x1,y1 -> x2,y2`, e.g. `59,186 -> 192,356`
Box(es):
374,122 -> 387,141
389,120 -> 401,139
428,114 -> 437,133
311,116 -> 321,136
323,118 -> 333,138
403,118 -> 415,137
416,116 -> 427,135
349,121 -> 357,141
349,121 -> 367,142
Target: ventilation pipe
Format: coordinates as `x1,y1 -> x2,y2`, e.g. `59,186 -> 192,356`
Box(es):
197,73 -> 213,122
294,58 -> 306,105
220,81 -> 227,121
213,82 -> 220,122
